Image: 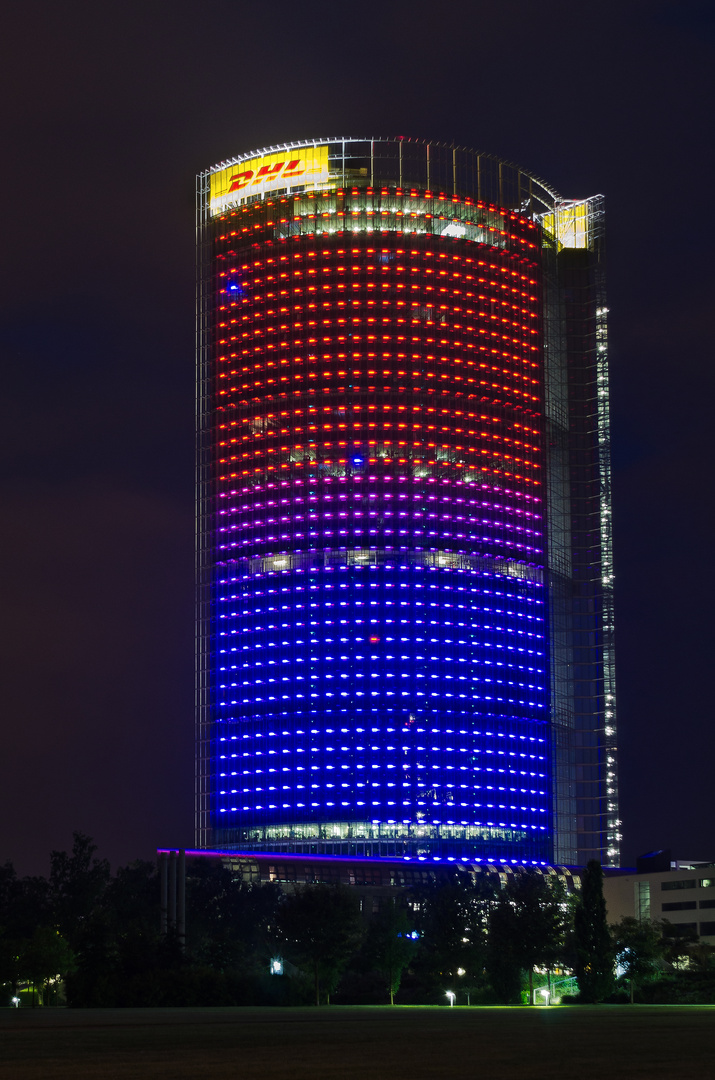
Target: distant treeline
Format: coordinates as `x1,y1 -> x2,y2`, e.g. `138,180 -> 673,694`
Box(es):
1,834 -> 714,1007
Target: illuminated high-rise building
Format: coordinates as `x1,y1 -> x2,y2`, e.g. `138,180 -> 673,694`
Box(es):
196,138 -> 619,868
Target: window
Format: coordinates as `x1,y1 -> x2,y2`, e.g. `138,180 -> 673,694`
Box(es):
699,899 -> 715,910
699,922 -> 715,936
662,901 -> 697,912
700,878 -> 715,888
635,880 -> 650,921
661,879 -> 696,891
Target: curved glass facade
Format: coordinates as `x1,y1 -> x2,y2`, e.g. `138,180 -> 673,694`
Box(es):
196,139 -> 619,865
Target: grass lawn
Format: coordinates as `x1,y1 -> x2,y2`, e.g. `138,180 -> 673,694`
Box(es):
1,1004 -> 713,1079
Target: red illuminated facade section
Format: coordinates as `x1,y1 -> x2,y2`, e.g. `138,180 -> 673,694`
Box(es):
214,195 -> 543,558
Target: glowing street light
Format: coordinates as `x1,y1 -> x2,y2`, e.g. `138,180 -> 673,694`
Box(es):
446,991 -> 456,1007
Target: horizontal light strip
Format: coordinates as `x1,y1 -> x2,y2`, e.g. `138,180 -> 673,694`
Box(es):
221,546 -> 543,583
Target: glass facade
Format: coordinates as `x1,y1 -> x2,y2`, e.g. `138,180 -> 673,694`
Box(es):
196,139 -> 620,866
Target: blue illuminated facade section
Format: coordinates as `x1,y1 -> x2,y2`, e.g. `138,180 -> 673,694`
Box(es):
213,551 -> 550,859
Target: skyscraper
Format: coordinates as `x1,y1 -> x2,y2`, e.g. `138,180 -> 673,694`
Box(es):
196,138 -> 619,868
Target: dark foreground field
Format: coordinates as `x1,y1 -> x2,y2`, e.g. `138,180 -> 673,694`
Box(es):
1,1005 -> 713,1079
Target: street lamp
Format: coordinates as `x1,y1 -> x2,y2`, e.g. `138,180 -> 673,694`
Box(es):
446,991 -> 455,1007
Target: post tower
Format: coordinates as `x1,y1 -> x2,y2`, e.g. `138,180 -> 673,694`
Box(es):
196,138 -> 619,867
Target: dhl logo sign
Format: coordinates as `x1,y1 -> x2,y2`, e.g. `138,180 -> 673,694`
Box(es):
210,145 -> 329,214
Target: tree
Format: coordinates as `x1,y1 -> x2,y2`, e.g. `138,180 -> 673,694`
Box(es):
185,858 -> 281,979
689,940 -> 715,972
21,926 -> 75,1005
574,860 -> 614,1002
612,916 -> 664,1003
363,896 -> 416,1004
0,863 -> 51,998
277,884 -> 361,1005
414,872 -> 497,1001
96,860 -> 165,1004
659,919 -> 698,968
49,833 -> 110,952
485,895 -> 522,1004
487,871 -> 569,1004
0,862 -> 23,995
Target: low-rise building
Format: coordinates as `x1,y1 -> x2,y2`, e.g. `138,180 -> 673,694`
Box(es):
603,853 -> 715,943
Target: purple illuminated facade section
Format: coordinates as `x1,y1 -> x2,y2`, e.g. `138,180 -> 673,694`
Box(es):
196,139 -> 619,866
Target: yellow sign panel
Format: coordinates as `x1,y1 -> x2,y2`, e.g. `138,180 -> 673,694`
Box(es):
542,200 -> 590,250
210,145 -> 330,214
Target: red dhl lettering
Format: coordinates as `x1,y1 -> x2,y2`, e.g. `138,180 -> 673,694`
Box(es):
255,161 -> 285,181
283,158 -> 306,179
228,169 -> 256,192
227,157 -> 315,194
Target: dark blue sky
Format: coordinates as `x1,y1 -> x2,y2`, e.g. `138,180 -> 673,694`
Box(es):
1,0 -> 713,874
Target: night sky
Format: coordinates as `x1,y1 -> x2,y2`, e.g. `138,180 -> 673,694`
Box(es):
2,0 -> 713,877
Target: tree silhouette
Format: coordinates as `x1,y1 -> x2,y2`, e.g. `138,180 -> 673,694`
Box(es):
485,894 -> 522,1003
185,857 -> 280,973
49,832 -> 110,952
414,871 -> 497,1001
277,884 -> 361,1005
487,871 -> 569,1004
21,926 -> 75,1005
574,860 -> 613,1002
0,861 -> 51,999
363,896 -> 416,1004
612,916 -> 664,1003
